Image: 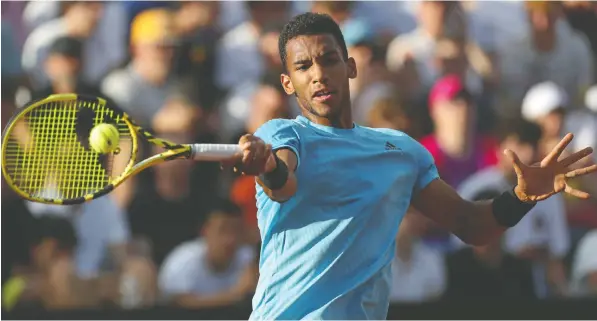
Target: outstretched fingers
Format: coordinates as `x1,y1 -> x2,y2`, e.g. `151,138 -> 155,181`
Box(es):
559,147 -> 594,168
542,133 -> 574,166
565,185 -> 591,199
565,164 -> 597,178
504,149 -> 524,176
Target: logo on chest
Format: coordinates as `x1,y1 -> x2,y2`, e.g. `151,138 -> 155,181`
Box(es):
385,141 -> 401,151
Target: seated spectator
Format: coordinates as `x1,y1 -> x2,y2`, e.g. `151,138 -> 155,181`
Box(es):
445,190 -> 536,299
390,208 -> 446,303
569,230 -> 597,297
128,88 -> 215,266
214,1 -> 288,92
172,1 -> 222,110
343,20 -> 394,125
21,1 -> 125,89
386,1 -> 490,93
562,85 -> 597,235
31,37 -> 103,100
158,201 -> 256,308
101,8 -> 179,129
421,75 -> 498,188
497,1 -> 594,118
2,216 -> 93,310
521,82 -> 569,160
366,95 -> 425,140
458,119 -> 570,298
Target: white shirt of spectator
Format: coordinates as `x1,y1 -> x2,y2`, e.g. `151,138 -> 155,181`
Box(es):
570,230 -> 597,297
457,167 -> 570,259
497,20 -> 594,116
25,196 -> 131,279
158,239 -> 254,300
390,242 -> 446,303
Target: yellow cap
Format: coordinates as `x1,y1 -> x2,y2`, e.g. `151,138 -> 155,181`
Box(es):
130,9 -> 176,46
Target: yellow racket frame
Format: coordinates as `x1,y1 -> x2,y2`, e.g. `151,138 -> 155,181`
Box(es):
1,94 -> 195,205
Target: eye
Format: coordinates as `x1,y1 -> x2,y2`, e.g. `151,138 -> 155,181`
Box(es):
296,65 -> 309,71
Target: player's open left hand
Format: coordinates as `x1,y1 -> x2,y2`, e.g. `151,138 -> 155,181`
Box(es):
505,133 -> 597,203
222,134 -> 277,176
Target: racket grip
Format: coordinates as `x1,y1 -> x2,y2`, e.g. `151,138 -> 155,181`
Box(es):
190,144 -> 241,161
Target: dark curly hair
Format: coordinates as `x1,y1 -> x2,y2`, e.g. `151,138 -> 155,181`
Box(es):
278,12 -> 348,71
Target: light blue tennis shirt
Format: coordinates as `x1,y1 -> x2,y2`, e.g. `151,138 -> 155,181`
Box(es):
250,115 -> 439,320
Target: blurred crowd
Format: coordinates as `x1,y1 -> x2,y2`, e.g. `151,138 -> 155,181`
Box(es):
2,0 -> 597,312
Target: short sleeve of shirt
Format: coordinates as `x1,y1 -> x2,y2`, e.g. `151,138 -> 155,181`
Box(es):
254,119 -> 301,168
411,140 -> 439,192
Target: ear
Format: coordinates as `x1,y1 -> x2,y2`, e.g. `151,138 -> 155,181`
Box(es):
281,73 -> 295,96
346,57 -> 357,79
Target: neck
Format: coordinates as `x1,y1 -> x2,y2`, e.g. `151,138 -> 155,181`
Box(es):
532,30 -> 556,52
132,59 -> 168,86
435,126 -> 472,159
303,102 -> 354,129
51,78 -> 77,93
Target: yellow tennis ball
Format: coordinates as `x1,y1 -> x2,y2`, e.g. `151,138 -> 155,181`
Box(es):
89,123 -> 120,154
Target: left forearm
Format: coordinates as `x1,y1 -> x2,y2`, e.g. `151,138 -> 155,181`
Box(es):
450,200 -> 507,246
413,179 -> 533,246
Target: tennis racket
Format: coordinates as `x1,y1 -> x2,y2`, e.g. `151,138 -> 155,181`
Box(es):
1,93 -> 240,205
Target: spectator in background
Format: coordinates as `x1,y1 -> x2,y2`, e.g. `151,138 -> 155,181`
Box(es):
497,1 -> 594,118
367,95 -> 425,140
458,119 -> 570,298
31,37 -> 102,100
385,1 -> 489,93
214,1 -> 288,92
172,1 -> 222,110
521,82 -> 569,159
390,208 -> 446,303
127,85 -> 211,266
343,20 -> 394,125
562,1 -> 597,80
218,20 -> 286,144
421,75 -> 498,188
2,216 -> 91,311
569,230 -> 597,297
101,8 -> 179,129
445,190 -> 536,299
158,201 -> 256,308
21,2 -> 126,90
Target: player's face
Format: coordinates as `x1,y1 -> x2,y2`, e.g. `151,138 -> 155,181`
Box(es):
281,34 -> 356,120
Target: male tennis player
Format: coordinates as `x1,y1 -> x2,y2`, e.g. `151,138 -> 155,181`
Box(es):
229,13 -> 597,320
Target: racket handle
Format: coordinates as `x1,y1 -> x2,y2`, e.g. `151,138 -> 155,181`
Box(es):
190,144 -> 241,161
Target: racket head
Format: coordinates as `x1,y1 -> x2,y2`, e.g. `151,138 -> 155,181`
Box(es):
1,94 -> 139,205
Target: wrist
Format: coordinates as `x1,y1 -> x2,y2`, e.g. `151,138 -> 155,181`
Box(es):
259,154 -> 289,190
491,187 -> 537,228
513,185 -> 536,204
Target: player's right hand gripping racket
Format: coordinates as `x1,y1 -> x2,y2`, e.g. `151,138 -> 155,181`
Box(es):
1,94 -> 241,205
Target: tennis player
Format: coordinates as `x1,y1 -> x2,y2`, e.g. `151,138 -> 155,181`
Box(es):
230,13 -> 597,320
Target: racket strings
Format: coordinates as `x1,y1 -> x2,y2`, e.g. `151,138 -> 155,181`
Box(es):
3,100 -> 131,200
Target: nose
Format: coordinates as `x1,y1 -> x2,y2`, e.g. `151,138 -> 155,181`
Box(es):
310,62 -> 329,85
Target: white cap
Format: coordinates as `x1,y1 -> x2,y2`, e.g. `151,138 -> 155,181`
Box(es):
521,81 -> 568,121
585,85 -> 597,112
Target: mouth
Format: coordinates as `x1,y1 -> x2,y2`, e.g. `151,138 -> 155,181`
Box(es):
312,88 -> 336,103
